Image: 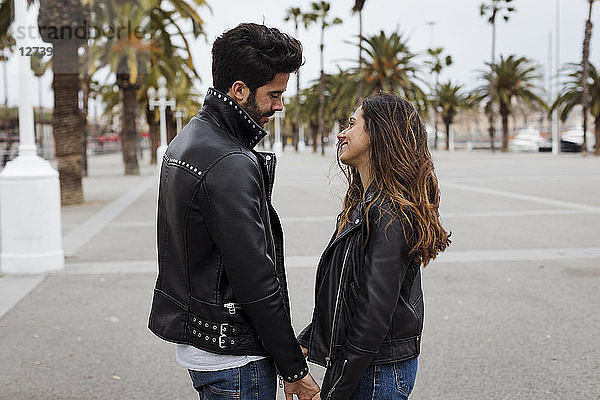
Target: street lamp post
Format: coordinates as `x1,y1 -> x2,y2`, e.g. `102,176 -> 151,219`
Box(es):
298,124 -> 305,152
175,110 -> 185,134
147,77 -> 175,164
552,0 -> 561,155
0,1 -> 64,273
273,110 -> 283,157
297,94 -> 306,152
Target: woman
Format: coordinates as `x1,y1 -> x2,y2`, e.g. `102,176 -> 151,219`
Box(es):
297,93 -> 451,400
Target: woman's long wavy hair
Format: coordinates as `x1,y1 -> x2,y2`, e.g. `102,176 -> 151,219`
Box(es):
336,92 -> 451,266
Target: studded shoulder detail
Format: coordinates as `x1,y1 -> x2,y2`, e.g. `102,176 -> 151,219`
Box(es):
164,156 -> 203,177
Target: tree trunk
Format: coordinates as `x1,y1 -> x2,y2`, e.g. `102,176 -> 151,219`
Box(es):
595,113 -> 600,156
318,26 -> 326,156
487,103 -> 495,151
81,77 -> 90,177
311,123 -> 319,153
357,10 -> 363,101
500,101 -> 510,152
52,42 -> 84,205
120,85 -> 139,175
445,121 -> 451,151
149,123 -> 159,164
581,2 -> 594,155
166,108 -> 177,144
146,107 -> 159,164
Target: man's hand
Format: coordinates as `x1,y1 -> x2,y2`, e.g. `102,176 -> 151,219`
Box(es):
284,373 -> 320,400
312,393 -> 322,400
300,345 -> 308,358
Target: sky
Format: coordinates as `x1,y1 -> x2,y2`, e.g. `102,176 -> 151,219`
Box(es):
3,0 -> 599,109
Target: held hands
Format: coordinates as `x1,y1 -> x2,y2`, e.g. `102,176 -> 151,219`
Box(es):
301,345 -> 308,358
284,373 -> 320,400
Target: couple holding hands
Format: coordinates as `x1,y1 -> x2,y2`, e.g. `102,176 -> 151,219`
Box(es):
148,23 -> 450,400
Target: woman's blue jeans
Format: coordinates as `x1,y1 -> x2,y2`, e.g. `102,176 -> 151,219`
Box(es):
349,357 -> 418,400
188,358 -> 276,400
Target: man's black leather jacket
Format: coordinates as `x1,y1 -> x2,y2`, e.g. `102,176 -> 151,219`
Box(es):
298,186 -> 423,399
148,88 -> 308,383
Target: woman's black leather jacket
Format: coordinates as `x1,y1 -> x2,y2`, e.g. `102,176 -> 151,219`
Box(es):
298,186 -> 423,399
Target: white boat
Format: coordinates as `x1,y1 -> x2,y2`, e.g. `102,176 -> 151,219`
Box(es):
561,126 -> 596,152
509,128 -> 545,152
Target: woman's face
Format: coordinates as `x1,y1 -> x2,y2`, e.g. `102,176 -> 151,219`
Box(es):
337,106 -> 370,169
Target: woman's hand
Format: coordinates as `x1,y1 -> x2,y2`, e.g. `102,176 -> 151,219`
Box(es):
301,345 -> 308,358
312,392 -> 322,400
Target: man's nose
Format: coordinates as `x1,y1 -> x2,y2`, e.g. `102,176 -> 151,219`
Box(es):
272,98 -> 284,112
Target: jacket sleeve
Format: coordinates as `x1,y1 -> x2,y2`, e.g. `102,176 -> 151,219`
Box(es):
321,202 -> 412,399
297,323 -> 312,349
200,153 -> 308,382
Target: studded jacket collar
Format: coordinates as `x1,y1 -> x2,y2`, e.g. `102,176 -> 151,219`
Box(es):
201,88 -> 268,149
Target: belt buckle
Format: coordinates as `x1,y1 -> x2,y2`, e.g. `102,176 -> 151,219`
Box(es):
218,335 -> 226,349
220,323 -> 229,335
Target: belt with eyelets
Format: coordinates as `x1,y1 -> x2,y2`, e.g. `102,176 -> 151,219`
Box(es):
188,315 -> 243,349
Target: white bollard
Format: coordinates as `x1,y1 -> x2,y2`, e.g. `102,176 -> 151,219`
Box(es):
0,0 -> 64,273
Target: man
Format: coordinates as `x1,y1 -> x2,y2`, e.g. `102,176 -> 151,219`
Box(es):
148,23 -> 320,400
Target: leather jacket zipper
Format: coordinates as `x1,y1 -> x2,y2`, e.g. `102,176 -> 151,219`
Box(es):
223,302 -> 239,315
325,246 -> 351,368
325,359 -> 348,399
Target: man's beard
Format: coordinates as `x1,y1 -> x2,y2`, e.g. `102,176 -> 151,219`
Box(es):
244,90 -> 275,127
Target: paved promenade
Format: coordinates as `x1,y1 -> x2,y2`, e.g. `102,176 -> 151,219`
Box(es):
1,148 -> 599,399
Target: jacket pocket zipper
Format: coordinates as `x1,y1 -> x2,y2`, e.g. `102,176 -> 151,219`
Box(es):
325,359 -> 348,399
325,246 -> 351,368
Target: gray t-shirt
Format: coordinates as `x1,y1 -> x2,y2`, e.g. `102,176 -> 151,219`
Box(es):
176,344 -> 266,371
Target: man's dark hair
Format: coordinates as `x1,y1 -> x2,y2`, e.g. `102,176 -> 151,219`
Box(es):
212,23 -> 303,93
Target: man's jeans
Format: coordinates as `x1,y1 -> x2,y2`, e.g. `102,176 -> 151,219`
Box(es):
348,357 -> 418,400
188,358 -> 277,400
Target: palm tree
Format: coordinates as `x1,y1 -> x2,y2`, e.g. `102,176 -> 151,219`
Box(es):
0,0 -> 19,52
581,0 -> 597,154
303,1 -> 342,155
480,0 -> 516,63
552,63 -> 600,156
143,65 -> 202,164
37,0 -> 90,205
92,0 -> 207,174
480,0 -> 516,151
433,81 -> 470,150
352,0 -> 367,100
296,84 -> 321,150
479,55 -> 546,152
360,31 -> 426,102
325,68 -> 359,126
284,6 -> 304,151
425,47 -> 453,150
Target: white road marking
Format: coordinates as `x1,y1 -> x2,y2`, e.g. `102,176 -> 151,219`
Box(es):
442,182 -> 600,212
441,174 -> 599,183
103,206 -> 600,230
59,247 -> 600,274
440,209 -> 600,218
432,247 -> 600,264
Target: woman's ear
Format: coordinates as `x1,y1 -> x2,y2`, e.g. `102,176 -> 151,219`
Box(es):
228,81 -> 250,104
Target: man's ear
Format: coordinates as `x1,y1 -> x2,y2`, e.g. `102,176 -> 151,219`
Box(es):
227,81 -> 250,104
